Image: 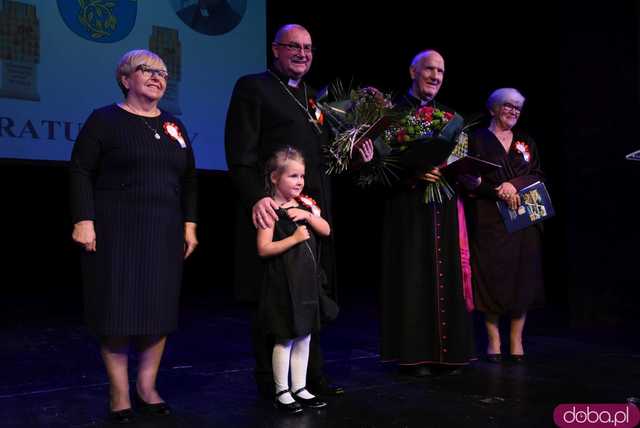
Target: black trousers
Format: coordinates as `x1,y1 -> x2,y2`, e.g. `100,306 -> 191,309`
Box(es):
248,303 -> 326,391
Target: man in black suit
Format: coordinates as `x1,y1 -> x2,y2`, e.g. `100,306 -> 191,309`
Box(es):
176,0 -> 242,35
224,24 -> 342,398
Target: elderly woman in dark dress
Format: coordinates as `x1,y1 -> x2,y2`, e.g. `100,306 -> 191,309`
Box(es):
465,88 -> 544,363
70,49 -> 197,423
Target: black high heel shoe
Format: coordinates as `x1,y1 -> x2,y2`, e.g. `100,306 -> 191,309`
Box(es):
486,353 -> 502,363
274,390 -> 304,414
134,392 -> 171,416
509,354 -> 525,363
108,407 -> 135,424
292,387 -> 328,408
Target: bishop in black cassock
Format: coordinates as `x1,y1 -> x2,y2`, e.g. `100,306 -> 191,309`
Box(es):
224,24 -> 339,397
379,50 -> 476,376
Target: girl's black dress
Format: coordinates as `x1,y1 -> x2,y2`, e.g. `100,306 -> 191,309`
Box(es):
259,206 -> 337,341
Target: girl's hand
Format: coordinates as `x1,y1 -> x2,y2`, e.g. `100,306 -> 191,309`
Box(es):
72,220 -> 96,252
287,208 -> 311,223
293,225 -> 310,243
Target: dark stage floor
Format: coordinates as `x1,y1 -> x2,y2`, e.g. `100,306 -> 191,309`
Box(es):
1,294 -> 639,428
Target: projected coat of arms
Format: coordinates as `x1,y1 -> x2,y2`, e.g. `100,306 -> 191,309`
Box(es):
0,1 -> 40,101
57,0 -> 137,43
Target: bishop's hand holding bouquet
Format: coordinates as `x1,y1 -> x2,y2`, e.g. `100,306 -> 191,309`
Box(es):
318,81 -> 487,203
317,82 -> 396,181
382,104 -> 471,204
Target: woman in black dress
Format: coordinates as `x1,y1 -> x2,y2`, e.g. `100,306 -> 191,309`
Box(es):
70,49 -> 197,423
466,88 -> 544,363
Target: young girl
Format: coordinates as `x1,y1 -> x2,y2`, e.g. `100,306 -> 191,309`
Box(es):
257,146 -> 335,414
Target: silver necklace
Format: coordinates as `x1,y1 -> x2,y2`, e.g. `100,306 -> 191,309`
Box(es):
122,103 -> 162,139
141,117 -> 161,140
269,70 -> 322,135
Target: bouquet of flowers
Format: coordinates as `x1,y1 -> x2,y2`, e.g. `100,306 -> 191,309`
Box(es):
318,82 -> 395,176
383,105 -> 468,204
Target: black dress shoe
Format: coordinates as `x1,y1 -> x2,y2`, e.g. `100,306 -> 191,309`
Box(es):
486,353 -> 502,363
108,408 -> 135,424
307,380 -> 344,396
274,390 -> 303,414
134,392 -> 171,416
436,366 -> 464,376
509,354 -> 525,363
292,387 -> 328,408
400,365 -> 433,377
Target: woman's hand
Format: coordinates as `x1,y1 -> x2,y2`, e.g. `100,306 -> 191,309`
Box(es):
72,220 -> 96,252
184,222 -> 198,259
356,139 -> 374,163
506,193 -> 521,211
252,197 -> 279,229
419,167 -> 442,183
496,182 -> 517,200
292,225 -> 310,243
287,208 -> 312,222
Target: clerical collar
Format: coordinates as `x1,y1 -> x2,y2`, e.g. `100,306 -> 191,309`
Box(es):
408,89 -> 434,106
269,68 -> 302,88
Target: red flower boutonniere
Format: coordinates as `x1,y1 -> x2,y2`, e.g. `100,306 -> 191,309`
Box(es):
514,140 -> 530,162
308,98 -> 324,125
163,122 -> 186,148
296,194 -> 321,217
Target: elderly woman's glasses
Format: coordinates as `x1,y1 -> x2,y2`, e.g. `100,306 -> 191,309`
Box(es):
274,42 -> 315,54
135,64 -> 169,80
502,102 -> 522,113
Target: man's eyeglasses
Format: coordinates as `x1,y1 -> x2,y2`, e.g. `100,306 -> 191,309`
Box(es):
274,42 -> 315,54
502,102 -> 522,113
135,64 -> 169,80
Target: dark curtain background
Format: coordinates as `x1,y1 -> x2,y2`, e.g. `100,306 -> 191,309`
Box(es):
1,1 -> 638,327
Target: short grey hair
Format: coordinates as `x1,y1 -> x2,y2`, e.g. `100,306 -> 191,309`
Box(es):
486,88 -> 525,111
115,49 -> 166,97
410,49 -> 440,69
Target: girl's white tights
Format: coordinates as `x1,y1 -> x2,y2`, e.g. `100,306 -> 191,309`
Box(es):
272,334 -> 316,403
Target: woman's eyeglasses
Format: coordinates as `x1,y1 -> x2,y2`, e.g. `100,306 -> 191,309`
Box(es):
135,64 -> 169,80
502,102 -> 522,113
